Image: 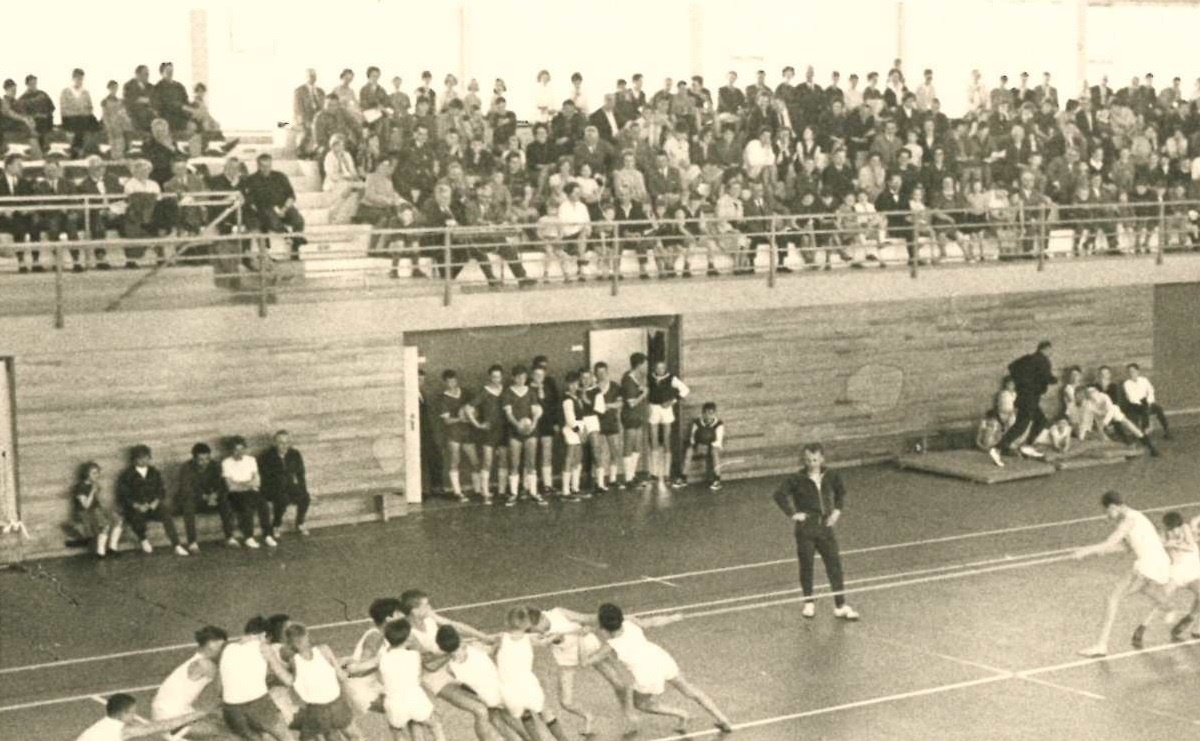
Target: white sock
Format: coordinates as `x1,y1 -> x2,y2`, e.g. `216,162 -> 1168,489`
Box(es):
449,471 -> 462,495
108,523 -> 122,549
541,466 -> 553,491
525,474 -> 538,495
509,474 -> 521,496
609,464 -> 620,482
96,535 -> 107,556
480,472 -> 491,498
497,470 -> 509,495
572,466 -> 583,492
595,468 -> 606,488
470,472 -> 481,494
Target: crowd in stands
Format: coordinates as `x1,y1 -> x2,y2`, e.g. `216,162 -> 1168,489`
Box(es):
977,358 -> 1170,460
296,62 -> 1200,283
72,431 -> 310,558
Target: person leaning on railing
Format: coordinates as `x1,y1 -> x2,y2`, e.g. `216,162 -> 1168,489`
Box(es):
35,157 -> 87,271
122,158 -> 167,268
1,153 -> 40,273
75,155 -> 124,270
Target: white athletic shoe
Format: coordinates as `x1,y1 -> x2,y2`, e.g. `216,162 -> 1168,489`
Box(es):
297,525 -> 310,537
1019,445 -> 1045,460
187,543 -> 200,554
834,605 -> 860,621
265,536 -> 279,548
173,545 -> 189,557
244,537 -> 261,549
801,602 -> 816,619
225,537 -> 241,548
140,540 -> 153,554
988,448 -> 1005,468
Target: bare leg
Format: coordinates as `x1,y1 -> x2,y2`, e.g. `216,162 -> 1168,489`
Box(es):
539,711 -> 570,741
438,685 -> 503,741
1080,572 -> 1141,656
489,708 -> 529,741
668,676 -> 731,728
555,668 -> 594,735
634,694 -> 690,733
593,658 -> 637,732
389,724 -> 413,741
422,715 -> 449,741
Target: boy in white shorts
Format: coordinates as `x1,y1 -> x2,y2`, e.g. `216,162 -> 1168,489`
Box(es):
645,360 -> 690,492
342,597 -> 403,713
1074,491 -> 1175,656
150,626 -> 228,739
1161,512 -> 1200,642
497,608 -> 570,741
435,625 -> 528,741
380,619 -> 446,741
528,606 -> 636,736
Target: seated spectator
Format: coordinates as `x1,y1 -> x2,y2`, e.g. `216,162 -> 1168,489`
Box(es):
60,68 -> 100,158
875,174 -> 914,263
975,409 -> 1005,452
162,159 -> 208,235
122,158 -> 166,268
673,402 -> 725,491
175,442 -> 236,551
332,69 -> 364,124
190,83 -> 236,155
18,75 -> 55,154
322,134 -> 365,225
1121,363 -> 1170,439
464,179 -> 533,288
359,65 -> 393,154
222,435 -> 276,549
1,79 -> 40,157
100,80 -> 134,160
36,158 -> 84,271
259,430 -> 311,536
76,155 -> 124,269
994,375 -> 1017,430
1059,365 -> 1085,430
419,182 -> 465,278
742,128 -> 775,183
614,193 -> 654,279
73,461 -> 120,558
554,182 -> 592,281
117,444 -> 186,556
244,153 -> 307,260
313,94 -> 360,166
647,151 -> 684,208
144,118 -> 181,186
356,157 -> 410,253
1079,385 -> 1159,456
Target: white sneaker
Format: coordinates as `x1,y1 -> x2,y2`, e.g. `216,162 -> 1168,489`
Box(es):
988,448 -> 1005,468
225,537 -> 240,548
265,536 -> 278,548
173,545 -> 189,557
187,543 -> 200,554
1019,445 -> 1045,460
834,605 -> 860,621
244,537 -> 261,549
140,540 -> 153,554
297,525 -> 310,537
801,602 -> 816,619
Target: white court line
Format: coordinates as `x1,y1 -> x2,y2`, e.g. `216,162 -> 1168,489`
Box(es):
641,575 -> 681,588
1017,636 -> 1200,677
4,499 -> 1196,678
1019,675 -> 1200,727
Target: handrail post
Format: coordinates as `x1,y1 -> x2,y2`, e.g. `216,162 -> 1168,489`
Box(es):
767,216 -> 777,288
908,209 -> 918,279
611,230 -> 620,296
443,228 -> 452,307
257,238 -> 269,318
53,243 -> 65,329
82,197 -> 91,268
1036,204 -> 1046,272
1157,199 -> 1166,266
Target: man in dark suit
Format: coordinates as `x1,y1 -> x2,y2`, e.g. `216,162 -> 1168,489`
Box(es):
419,183 -> 465,278
292,68 -> 325,157
874,174 -> 913,263
645,152 -> 683,208
744,70 -> 770,108
588,94 -> 623,144
740,180 -> 778,274
152,62 -> 192,135
988,340 -> 1058,466
1089,76 -> 1113,109
572,126 -> 616,176
258,430 -> 311,536
122,65 -> 156,133
551,100 -> 586,157
243,153 -> 306,260
117,444 -> 184,555
717,71 -> 746,121
614,194 -> 653,278
75,155 -> 123,269
1074,99 -> 1096,141
35,158 -> 84,271
0,154 -> 39,273
1035,72 -> 1058,109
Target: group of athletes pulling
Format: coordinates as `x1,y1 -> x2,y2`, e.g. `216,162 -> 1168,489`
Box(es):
78,590 -> 733,741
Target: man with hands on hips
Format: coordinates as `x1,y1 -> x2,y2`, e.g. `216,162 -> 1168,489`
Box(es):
772,442 -> 860,621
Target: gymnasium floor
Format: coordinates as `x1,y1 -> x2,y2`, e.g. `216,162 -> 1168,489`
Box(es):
2,429 -> 1199,740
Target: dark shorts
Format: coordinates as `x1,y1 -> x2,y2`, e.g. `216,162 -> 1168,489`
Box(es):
508,424 -> 536,444
620,406 -> 645,430
294,695 -> 353,735
474,424 -> 507,448
223,694 -> 283,736
444,423 -> 471,444
600,412 -> 622,437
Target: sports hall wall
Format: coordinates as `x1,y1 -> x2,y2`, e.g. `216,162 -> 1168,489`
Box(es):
2,259 -> 1199,562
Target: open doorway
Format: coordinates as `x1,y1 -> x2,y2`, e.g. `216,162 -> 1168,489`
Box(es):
405,317 -> 679,499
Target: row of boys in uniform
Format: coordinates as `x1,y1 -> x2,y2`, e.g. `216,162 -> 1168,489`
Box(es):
433,352 -> 727,504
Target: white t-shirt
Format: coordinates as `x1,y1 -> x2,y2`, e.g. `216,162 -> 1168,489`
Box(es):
221,456 -> 259,487
557,200 -> 591,238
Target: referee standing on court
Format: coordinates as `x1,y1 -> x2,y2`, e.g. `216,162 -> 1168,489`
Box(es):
773,442 -> 860,621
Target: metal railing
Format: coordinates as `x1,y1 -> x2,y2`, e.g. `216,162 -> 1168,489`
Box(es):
1,198 -> 1196,327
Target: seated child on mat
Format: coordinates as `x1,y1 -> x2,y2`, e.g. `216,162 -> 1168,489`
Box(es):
673,402 -> 725,491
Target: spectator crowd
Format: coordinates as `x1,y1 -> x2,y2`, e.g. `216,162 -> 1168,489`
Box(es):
293,62 -> 1200,283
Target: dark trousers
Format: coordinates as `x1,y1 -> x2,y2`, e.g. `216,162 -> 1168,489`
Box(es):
228,490 -> 273,539
174,492 -> 236,543
1124,401 -> 1170,436
270,488 -> 311,529
796,525 -> 846,607
124,504 -> 181,545
256,207 -> 307,256
996,393 -> 1048,451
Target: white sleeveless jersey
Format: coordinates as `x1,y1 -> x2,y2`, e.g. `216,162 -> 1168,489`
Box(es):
409,616 -> 440,654
448,645 -> 503,707
152,653 -> 211,718
220,639 -> 269,704
1126,510 -> 1169,563
544,608 -> 582,637
352,626 -> 383,662
75,717 -> 124,741
496,632 -> 535,679
379,646 -> 423,696
292,648 -> 341,705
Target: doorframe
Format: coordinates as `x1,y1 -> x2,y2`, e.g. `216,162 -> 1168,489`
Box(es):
402,346 -> 422,504
0,358 -> 19,526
